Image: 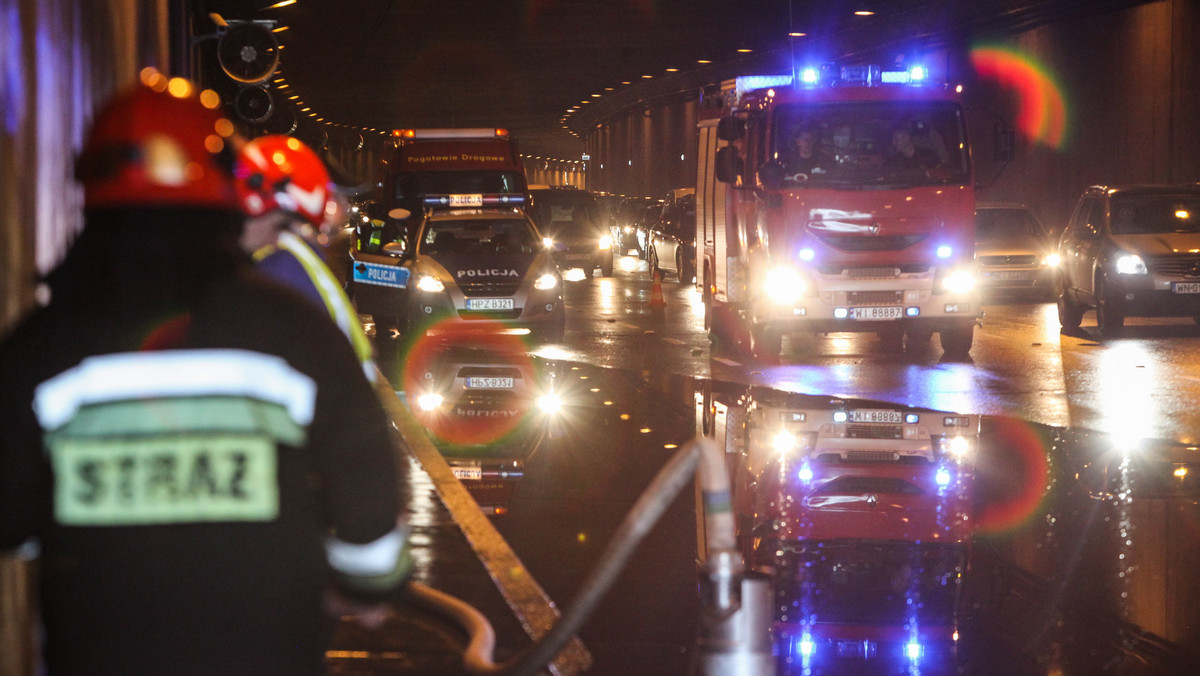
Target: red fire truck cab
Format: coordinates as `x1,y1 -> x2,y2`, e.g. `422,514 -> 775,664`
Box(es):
696,65 -> 982,360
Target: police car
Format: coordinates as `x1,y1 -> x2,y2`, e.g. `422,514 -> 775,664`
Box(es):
349,195 -> 565,341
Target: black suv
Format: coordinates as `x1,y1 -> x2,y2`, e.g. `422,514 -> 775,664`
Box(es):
1057,184 -> 1200,335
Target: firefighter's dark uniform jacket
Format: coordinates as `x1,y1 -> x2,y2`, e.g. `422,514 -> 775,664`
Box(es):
0,210 -> 406,676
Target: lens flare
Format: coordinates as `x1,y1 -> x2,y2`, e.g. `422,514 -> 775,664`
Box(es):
976,416 -> 1052,534
970,45 -> 1068,149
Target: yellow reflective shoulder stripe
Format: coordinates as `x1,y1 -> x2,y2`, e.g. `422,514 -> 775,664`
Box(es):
274,232 -> 375,372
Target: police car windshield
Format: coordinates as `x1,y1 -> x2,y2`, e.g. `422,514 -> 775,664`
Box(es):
420,218 -> 539,256
1109,194 -> 1200,235
772,101 -> 969,188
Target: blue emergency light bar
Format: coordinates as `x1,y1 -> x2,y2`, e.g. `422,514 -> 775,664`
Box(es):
787,63 -> 932,88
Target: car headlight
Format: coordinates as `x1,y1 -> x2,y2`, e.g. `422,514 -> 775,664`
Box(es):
764,266 -> 805,305
1115,253 -> 1147,275
533,272 -> 558,291
416,392 -> 443,411
1043,252 -> 1062,267
543,237 -> 554,249
941,269 -> 976,294
598,234 -> 613,250
416,275 -> 445,293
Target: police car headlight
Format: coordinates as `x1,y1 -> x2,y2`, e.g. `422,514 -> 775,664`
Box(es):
598,234 -> 613,250
1116,253 -> 1148,275
941,269 -> 976,294
416,392 -> 443,411
416,275 -> 445,293
533,272 -> 558,291
764,266 -> 805,305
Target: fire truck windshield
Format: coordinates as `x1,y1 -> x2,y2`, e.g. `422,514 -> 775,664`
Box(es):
771,101 -> 969,188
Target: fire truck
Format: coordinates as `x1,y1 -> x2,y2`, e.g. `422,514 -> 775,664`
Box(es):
698,384 -> 979,673
695,64 -> 982,359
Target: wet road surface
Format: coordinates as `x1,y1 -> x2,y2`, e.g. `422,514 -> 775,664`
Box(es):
350,257 -> 1200,674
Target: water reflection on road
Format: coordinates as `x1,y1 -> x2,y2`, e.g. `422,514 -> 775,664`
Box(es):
376,336 -> 1200,675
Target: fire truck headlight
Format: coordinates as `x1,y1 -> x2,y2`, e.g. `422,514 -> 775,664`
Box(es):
416,275 -> 445,293
598,234 -> 613,250
533,273 -> 559,291
941,269 -> 976,295
765,267 -> 805,304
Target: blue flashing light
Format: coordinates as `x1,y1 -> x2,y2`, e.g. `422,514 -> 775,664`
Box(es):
800,67 -> 820,85
937,245 -> 953,258
905,641 -> 924,661
905,306 -> 920,317
799,636 -> 815,657
905,413 -> 920,424
798,464 -> 814,483
910,65 -> 927,81
936,468 -> 952,487
737,74 -> 794,92
799,248 -> 815,261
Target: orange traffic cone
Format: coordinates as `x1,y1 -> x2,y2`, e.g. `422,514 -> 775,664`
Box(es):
650,267 -> 666,308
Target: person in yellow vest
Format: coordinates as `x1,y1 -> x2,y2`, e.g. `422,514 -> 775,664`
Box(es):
233,135 -> 375,379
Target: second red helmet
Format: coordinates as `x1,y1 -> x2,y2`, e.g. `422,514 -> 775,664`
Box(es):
234,135 -> 333,227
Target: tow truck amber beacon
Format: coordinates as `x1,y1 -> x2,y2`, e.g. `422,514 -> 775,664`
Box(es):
696,63 -> 982,359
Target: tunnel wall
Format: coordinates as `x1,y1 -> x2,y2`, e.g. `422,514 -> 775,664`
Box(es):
0,0 -> 177,333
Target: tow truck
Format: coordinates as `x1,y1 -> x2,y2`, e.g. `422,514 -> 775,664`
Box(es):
696,64 -> 983,359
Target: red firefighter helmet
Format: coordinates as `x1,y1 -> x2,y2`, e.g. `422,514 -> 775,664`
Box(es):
233,134 -> 333,228
76,69 -> 239,211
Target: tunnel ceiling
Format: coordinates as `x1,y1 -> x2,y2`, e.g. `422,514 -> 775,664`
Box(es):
198,0 -> 1152,159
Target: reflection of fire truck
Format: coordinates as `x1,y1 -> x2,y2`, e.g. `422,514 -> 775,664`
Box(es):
699,386 -> 978,674
696,64 -> 982,359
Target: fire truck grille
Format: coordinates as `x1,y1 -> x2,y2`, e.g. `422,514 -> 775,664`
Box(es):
979,254 -> 1038,266
846,423 -> 903,439
811,234 -> 928,252
458,281 -> 523,296
848,267 -> 900,278
846,291 -> 903,306
818,264 -> 931,276
844,449 -> 900,462
1149,255 -> 1200,277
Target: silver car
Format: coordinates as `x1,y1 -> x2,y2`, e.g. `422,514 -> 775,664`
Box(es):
975,202 -> 1058,301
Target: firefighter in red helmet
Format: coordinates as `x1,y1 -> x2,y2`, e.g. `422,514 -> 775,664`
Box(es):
233,134 -> 374,378
0,70 -> 409,676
